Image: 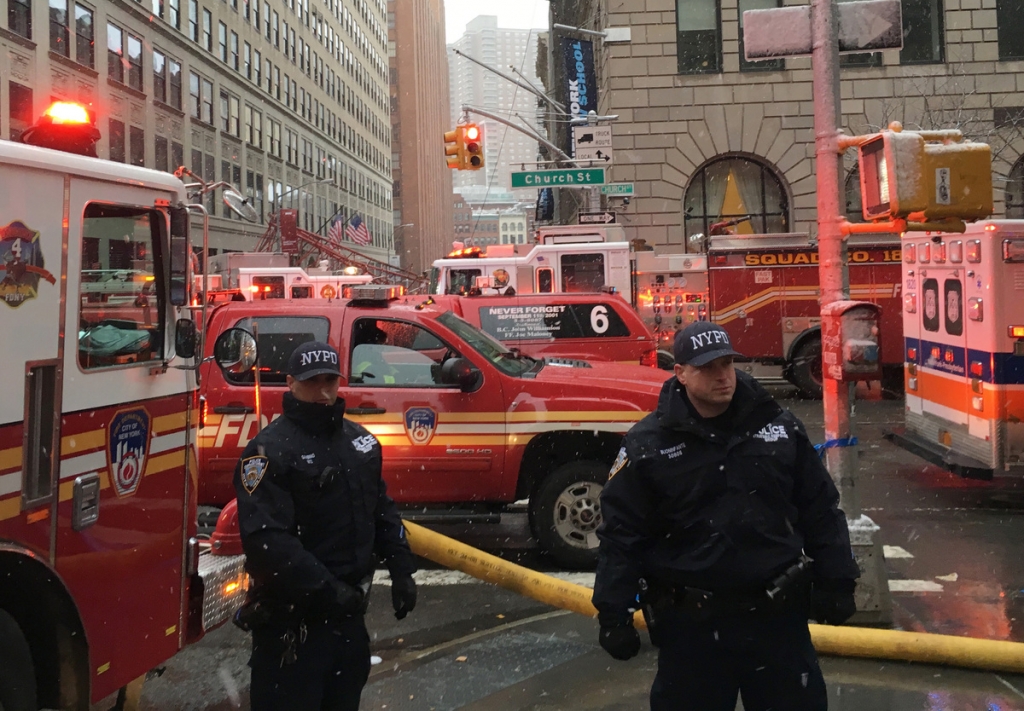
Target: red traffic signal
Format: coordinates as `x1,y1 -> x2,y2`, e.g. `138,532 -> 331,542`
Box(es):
461,123 -> 484,171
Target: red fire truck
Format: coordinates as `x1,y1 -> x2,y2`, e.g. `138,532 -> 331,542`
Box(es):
0,103 -> 246,709
432,227 -> 904,397
197,285 -> 668,568
707,233 -> 904,397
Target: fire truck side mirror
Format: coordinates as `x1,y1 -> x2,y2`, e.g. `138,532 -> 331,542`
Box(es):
440,357 -> 482,392
214,328 -> 259,376
169,206 -> 190,307
821,301 -> 882,382
174,319 -> 199,360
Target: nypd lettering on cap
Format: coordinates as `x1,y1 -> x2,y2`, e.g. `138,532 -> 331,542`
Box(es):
689,329 -> 732,350
300,349 -> 338,367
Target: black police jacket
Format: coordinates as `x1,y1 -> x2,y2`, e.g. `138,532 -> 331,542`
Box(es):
592,372 -> 859,623
233,392 -> 417,611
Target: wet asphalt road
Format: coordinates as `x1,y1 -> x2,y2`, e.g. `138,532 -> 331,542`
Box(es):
134,388 -> 1024,710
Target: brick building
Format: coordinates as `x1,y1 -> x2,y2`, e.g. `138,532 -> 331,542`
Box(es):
593,0 -> 1024,252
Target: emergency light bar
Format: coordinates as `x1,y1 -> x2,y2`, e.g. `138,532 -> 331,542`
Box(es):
349,285 -> 402,303
19,100 -> 101,157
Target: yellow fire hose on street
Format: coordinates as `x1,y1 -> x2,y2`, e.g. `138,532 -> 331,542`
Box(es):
403,520 -> 1024,674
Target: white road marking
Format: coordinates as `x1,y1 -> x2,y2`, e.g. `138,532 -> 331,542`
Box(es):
373,570 -> 598,588
882,545 -> 914,559
995,675 -> 1024,700
888,580 -> 944,593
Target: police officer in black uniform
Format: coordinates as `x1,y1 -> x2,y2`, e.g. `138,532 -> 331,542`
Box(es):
233,341 -> 418,711
592,322 -> 860,711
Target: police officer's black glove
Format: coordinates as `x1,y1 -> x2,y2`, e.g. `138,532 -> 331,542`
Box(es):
599,623 -> 641,661
391,574 -> 417,620
331,580 -> 365,616
810,579 -> 857,626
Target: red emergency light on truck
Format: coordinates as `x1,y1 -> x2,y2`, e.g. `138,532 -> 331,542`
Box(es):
0,104 -> 245,708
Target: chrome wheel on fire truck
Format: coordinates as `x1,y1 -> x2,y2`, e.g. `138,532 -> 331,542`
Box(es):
530,461 -> 607,570
0,610 -> 37,711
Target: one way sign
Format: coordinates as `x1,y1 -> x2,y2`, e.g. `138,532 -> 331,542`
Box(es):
579,211 -> 616,224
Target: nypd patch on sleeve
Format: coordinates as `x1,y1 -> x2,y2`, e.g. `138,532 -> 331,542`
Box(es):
608,446 -> 629,480
240,455 -> 269,493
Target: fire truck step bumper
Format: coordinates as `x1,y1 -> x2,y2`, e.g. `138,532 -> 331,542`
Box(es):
883,428 -> 994,481
198,552 -> 248,631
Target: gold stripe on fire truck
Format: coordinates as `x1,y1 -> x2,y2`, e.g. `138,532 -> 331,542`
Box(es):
55,447 -> 189,503
713,286 -> 898,325
0,446 -> 21,473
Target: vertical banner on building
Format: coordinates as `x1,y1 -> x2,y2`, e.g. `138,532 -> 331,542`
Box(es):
279,208 -> 299,254
560,37 -> 597,155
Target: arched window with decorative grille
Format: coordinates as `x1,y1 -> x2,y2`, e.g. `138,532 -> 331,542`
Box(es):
683,154 -> 790,253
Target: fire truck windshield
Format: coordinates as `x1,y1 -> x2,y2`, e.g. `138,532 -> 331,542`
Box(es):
436,311 -> 539,377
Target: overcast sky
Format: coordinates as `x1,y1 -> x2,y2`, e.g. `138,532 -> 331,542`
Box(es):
444,0 -> 549,43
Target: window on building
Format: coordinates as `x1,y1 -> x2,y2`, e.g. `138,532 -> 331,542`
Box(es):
683,155 -> 790,252
676,0 -> 721,73
1007,155 -> 1024,219
272,10 -> 278,45
202,8 -> 211,50
738,0 -> 782,71
254,49 -> 261,85
155,134 -> 168,172
245,105 -> 262,146
901,0 -> 944,63
230,30 -> 239,70
109,118 -> 126,162
243,41 -> 251,78
127,34 -> 143,90
151,0 -> 163,20
268,117 -> 281,156
998,0 -> 1024,59
844,166 -> 865,223
168,0 -> 179,28
218,21 -> 227,61
49,0 -> 70,56
169,59 -> 182,109
8,0 -> 31,38
107,22 -> 124,83
129,125 -> 145,166
75,3 -> 93,67
154,50 -> 167,103
8,81 -> 33,141
188,0 -> 197,40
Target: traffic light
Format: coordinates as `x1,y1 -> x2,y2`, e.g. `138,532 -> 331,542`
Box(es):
462,123 -> 484,171
857,129 -> 992,222
443,128 -> 460,170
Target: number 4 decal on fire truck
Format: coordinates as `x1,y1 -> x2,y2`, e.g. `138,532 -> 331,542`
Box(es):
107,408 -> 152,497
0,221 -> 56,307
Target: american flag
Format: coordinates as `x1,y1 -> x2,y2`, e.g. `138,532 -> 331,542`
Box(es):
345,214 -> 372,246
327,215 -> 344,246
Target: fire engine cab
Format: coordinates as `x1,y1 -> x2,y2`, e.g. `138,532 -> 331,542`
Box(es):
887,220 -> 1024,478
0,103 -> 246,708
198,285 -> 668,568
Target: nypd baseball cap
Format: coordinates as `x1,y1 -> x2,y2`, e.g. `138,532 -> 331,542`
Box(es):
287,341 -> 342,381
674,322 -> 743,367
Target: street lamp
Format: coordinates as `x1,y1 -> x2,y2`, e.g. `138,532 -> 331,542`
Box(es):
271,177 -> 334,215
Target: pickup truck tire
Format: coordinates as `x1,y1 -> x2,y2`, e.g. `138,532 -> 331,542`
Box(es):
529,461 -> 607,570
790,336 -> 823,399
657,350 -> 675,371
0,609 -> 37,711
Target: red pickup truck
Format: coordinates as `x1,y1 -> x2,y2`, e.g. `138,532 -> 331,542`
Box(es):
199,286 -> 666,567
428,291 -> 659,367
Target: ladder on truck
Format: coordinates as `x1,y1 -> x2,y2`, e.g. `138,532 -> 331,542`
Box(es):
257,211 -> 428,292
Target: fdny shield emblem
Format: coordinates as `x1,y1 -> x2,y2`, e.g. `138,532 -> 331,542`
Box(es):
108,408 -> 151,497
404,407 -> 437,446
0,221 -> 56,308
240,455 -> 269,493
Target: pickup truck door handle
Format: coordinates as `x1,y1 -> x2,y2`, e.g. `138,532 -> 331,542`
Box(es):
213,405 -> 255,414
348,406 -> 386,415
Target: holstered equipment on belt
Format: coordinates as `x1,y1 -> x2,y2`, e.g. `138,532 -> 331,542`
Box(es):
644,557 -> 812,624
